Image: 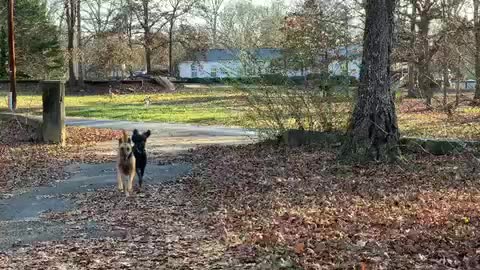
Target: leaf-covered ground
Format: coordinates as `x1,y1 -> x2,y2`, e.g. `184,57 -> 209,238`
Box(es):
2,142 -> 480,269
0,119 -> 121,193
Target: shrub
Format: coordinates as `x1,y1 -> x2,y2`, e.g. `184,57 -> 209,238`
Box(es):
238,81 -> 353,139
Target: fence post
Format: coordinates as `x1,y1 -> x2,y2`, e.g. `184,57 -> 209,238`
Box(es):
41,80 -> 66,145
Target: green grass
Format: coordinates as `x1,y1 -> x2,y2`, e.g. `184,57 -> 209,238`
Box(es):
0,88 -> 250,126
2,88 -> 480,140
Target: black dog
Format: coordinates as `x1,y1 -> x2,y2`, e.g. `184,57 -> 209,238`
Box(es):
131,129 -> 151,187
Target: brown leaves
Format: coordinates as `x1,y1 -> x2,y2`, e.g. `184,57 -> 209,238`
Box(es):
66,127 -> 122,145
174,144 -> 480,269
3,139 -> 480,269
0,119 -> 118,193
294,242 -> 305,255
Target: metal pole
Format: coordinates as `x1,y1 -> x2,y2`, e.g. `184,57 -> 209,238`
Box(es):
7,0 -> 16,110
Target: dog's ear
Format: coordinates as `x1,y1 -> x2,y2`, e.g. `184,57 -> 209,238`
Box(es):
144,130 -> 151,138
133,129 -> 139,136
119,138 -> 123,145
127,137 -> 132,144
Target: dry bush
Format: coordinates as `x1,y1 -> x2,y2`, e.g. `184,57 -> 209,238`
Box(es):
239,82 -> 353,138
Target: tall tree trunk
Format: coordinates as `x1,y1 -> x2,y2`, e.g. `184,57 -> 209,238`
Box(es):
67,0 -> 77,90
442,66 -> 448,109
417,10 -> 433,106
77,0 -> 84,87
144,28 -> 152,74
143,0 -> 152,74
474,0 -> 480,100
407,0 -> 417,98
342,0 -> 399,161
455,72 -> 461,107
212,15 -> 217,47
169,19 -> 174,76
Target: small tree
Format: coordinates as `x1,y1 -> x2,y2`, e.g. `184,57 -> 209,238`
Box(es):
342,0 -> 400,161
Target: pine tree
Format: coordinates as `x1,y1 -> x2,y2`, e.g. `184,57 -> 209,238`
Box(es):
0,0 -> 63,79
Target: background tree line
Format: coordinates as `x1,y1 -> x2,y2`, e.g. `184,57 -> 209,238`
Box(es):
1,0 -> 480,105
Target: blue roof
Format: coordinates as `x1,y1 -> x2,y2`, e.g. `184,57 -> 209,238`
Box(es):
188,46 -> 362,62
192,48 -> 283,61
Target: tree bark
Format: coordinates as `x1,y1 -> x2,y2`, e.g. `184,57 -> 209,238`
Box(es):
143,0 -> 152,74
67,0 -> 77,90
144,28 -> 152,74
455,73 -> 461,107
417,8 -> 433,106
77,0 -> 85,87
474,0 -> 480,100
407,0 -> 418,98
442,66 -> 448,109
342,0 -> 400,162
169,19 -> 174,76
212,15 -> 217,47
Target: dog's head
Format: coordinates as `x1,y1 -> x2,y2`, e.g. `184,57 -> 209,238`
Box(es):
118,130 -> 133,159
132,129 -> 151,154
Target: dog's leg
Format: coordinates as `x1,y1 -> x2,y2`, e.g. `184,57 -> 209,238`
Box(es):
117,169 -> 124,192
127,172 -> 135,195
137,168 -> 144,187
124,175 -> 130,197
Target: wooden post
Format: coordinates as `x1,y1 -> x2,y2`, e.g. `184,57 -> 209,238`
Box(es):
42,81 -> 66,145
7,0 -> 16,110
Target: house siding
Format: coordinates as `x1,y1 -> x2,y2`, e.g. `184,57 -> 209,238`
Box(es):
178,47 -> 363,80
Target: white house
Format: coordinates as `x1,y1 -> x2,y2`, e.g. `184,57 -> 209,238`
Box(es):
178,46 -> 363,80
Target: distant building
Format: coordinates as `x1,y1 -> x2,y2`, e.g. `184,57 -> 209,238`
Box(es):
178,46 -> 363,80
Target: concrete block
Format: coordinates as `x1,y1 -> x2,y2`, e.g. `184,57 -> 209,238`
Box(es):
41,81 -> 66,145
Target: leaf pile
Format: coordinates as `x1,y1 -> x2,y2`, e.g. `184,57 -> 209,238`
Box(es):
66,126 -> 122,145
181,145 -> 480,269
2,143 -> 480,269
0,119 -> 118,193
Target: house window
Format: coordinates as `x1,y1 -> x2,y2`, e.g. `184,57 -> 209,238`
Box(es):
211,67 -> 217,78
191,64 -> 198,78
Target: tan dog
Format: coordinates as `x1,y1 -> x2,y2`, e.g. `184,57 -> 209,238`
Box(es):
117,130 -> 136,196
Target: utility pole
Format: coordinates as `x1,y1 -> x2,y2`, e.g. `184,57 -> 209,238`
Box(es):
7,0 -> 16,110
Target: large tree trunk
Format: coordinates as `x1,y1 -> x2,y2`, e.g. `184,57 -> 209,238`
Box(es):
407,0 -> 418,98
77,0 -> 84,87
474,0 -> 480,100
342,0 -> 399,161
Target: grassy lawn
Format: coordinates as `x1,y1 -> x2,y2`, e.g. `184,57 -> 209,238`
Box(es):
2,87 -> 480,140
0,88 -> 249,126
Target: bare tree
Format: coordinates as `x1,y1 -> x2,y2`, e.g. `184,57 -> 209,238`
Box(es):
474,0 -> 480,100
77,0 -> 84,87
196,0 -> 224,47
129,0 -> 167,74
407,0 -> 418,97
342,0 -> 400,161
218,0 -> 285,49
65,0 -> 78,89
165,0 -> 197,76
82,0 -> 118,37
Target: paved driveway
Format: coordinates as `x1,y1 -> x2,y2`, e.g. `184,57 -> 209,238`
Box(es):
66,117 -> 258,154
